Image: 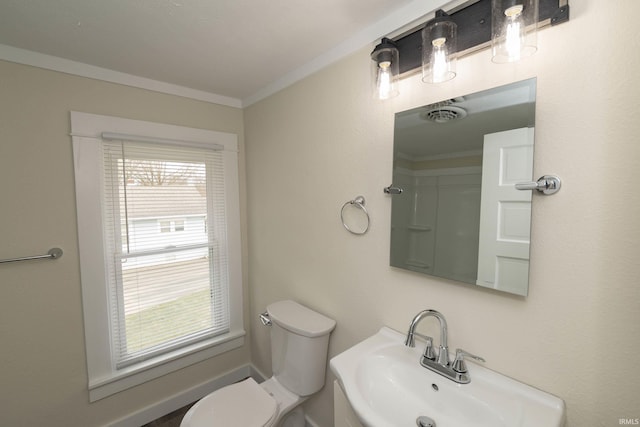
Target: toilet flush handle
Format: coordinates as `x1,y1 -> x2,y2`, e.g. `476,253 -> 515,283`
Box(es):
260,311 -> 272,326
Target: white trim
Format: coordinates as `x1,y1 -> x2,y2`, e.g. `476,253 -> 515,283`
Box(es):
70,111 -> 238,151
91,333 -> 245,402
107,364 -> 253,427
107,362 -> 323,427
101,131 -> 224,151
71,111 -> 245,401
107,361 -> 323,427
0,44 -> 242,108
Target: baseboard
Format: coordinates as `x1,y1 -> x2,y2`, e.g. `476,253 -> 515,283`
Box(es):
108,364 -> 253,427
249,364 -> 267,383
108,363 -> 324,427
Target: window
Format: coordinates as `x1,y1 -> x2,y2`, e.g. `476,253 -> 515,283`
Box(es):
159,220 -> 171,233
71,112 -> 244,401
159,218 -> 186,233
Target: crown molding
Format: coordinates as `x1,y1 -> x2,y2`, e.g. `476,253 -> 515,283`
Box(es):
1,0 -> 454,109
241,0 -> 453,107
0,43 -> 242,109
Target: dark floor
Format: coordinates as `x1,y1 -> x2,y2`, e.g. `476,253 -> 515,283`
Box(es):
141,403 -> 194,427
141,377 -> 251,426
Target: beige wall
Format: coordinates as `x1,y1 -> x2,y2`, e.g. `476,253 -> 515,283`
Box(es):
1,1 -> 639,426
245,1 -> 640,426
0,60 -> 250,426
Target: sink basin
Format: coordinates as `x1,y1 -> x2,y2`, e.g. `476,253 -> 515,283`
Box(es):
330,327 -> 565,427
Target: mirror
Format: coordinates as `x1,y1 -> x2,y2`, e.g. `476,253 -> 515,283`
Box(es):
390,79 -> 536,296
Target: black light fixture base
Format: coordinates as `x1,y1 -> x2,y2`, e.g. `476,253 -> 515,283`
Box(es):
394,0 -> 569,75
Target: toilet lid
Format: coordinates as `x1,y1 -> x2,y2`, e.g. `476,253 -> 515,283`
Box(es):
181,378 -> 278,427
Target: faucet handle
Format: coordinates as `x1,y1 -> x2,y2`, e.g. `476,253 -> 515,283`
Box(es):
422,336 -> 436,361
407,332 -> 437,361
452,349 -> 485,373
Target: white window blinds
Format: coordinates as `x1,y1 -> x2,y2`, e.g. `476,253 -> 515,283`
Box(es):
102,140 -> 230,368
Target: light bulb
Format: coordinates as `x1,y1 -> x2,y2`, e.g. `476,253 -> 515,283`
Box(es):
376,61 -> 394,100
370,38 -> 399,100
421,16 -> 457,84
504,5 -> 525,61
492,0 -> 537,63
430,37 -> 450,83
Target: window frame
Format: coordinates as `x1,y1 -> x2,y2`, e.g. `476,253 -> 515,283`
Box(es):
71,111 -> 244,402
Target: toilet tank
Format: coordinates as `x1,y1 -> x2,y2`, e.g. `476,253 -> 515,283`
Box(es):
266,300 -> 336,396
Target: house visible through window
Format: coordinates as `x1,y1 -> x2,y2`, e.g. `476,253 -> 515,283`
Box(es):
159,218 -> 187,233
104,141 -> 230,368
71,112 -> 244,401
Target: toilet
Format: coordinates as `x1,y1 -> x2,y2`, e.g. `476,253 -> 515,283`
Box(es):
180,300 -> 336,427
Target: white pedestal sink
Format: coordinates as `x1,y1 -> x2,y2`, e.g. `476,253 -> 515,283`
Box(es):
330,327 -> 565,427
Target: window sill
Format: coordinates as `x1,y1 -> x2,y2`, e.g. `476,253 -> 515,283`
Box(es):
88,329 -> 246,402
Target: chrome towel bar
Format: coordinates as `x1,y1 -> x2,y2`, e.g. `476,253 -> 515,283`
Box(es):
0,247 -> 63,264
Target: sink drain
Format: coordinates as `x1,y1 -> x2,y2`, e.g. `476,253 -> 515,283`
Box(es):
416,415 -> 436,427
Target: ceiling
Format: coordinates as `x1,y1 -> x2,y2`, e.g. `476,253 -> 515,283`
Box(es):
0,0 -> 448,107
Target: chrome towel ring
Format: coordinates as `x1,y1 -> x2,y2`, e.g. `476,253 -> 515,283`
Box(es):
341,196 -> 370,235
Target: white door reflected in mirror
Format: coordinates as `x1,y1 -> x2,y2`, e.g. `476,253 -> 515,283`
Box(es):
477,127 -> 534,296
389,78 -> 536,296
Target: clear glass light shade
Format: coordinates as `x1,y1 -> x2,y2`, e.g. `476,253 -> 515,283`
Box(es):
371,39 -> 400,100
422,19 -> 457,84
491,0 -> 538,63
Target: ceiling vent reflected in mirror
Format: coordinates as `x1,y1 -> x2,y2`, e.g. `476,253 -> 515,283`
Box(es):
420,100 -> 468,124
389,78 -> 537,296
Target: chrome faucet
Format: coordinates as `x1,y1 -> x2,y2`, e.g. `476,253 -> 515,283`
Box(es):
405,309 -> 485,384
405,309 -> 449,366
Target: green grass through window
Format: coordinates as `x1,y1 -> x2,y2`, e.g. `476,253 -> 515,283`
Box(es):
125,289 -> 213,353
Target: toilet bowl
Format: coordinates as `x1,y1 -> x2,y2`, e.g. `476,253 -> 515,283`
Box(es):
180,377 -> 278,427
180,300 -> 336,427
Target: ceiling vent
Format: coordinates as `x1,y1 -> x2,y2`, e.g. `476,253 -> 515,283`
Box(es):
420,100 -> 467,123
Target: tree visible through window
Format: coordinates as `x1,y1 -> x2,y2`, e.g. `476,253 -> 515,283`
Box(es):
104,141 -> 229,368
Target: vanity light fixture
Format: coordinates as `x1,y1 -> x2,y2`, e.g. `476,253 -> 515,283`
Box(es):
372,0 -> 569,98
371,37 -> 400,100
491,0 -> 539,63
422,10 -> 457,84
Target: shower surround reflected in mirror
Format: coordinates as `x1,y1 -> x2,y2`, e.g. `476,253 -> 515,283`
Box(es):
390,79 -> 536,296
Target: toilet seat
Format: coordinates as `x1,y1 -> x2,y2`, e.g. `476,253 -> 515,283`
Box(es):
180,378 -> 278,427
